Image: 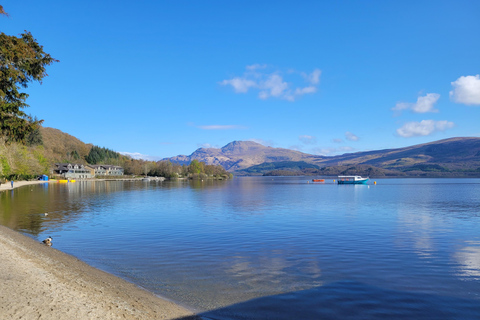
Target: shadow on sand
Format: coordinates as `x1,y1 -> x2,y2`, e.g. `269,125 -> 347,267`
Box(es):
175,280 -> 480,320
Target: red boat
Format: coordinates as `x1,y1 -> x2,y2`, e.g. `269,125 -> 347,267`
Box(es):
312,179 -> 325,182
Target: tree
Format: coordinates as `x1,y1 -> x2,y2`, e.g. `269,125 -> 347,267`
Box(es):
0,5 -> 9,17
189,159 -> 204,174
85,145 -> 120,164
0,30 -> 58,143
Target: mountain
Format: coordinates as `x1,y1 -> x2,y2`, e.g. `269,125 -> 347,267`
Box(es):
165,138 -> 480,177
166,141 -> 322,171
316,137 -> 480,170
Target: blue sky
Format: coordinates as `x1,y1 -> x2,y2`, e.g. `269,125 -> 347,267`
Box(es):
2,1 -> 480,160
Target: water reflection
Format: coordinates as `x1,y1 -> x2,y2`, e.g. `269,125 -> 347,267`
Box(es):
1,177 -> 480,316
454,242 -> 480,278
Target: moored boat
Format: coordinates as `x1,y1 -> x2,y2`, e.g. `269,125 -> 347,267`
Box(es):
312,179 -> 325,182
337,175 -> 369,184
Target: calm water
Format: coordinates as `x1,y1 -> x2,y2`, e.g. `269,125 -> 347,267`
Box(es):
1,177 -> 480,319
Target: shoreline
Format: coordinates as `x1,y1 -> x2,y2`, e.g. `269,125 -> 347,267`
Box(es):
0,224 -> 200,319
0,179 -> 55,192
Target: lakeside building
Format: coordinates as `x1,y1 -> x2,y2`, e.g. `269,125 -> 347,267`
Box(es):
54,163 -> 93,179
88,164 -> 124,176
54,164 -> 124,179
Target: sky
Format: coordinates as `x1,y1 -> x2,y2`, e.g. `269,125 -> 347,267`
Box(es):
2,1 -> 480,160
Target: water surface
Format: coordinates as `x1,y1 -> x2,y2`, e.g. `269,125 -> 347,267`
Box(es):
1,177 -> 480,319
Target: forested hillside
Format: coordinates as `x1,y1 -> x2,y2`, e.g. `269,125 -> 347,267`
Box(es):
1,126 -> 232,181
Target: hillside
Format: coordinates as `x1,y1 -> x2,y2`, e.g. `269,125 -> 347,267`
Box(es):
166,138 -> 480,177
315,137 -> 480,172
40,127 -> 93,164
166,141 -> 322,171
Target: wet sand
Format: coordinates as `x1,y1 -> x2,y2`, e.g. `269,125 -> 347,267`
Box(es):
0,224 -> 200,319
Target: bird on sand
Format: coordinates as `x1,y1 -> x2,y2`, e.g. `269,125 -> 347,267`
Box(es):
42,236 -> 52,246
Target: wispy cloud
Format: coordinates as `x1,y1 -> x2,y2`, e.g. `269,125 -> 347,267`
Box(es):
396,120 -> 454,138
220,78 -> 256,93
119,152 -> 162,161
345,131 -> 359,141
311,146 -> 355,156
246,64 -> 267,71
332,138 -> 344,143
249,138 -> 274,147
220,65 -> 321,101
299,135 -> 317,145
450,75 -> 480,105
197,143 -> 216,149
302,69 -> 321,85
392,93 -> 440,114
197,124 -> 246,130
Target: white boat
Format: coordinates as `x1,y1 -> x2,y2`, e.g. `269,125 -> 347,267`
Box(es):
337,175 -> 369,184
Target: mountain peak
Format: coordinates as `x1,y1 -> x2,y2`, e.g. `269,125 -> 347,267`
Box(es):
220,140 -> 265,154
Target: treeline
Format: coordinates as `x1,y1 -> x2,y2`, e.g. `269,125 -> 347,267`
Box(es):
123,159 -> 232,180
85,146 -> 120,165
85,146 -> 232,179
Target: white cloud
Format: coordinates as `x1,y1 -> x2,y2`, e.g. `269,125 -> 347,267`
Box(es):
345,131 -> 359,141
197,143 -> 216,149
299,135 -> 317,145
260,74 -> 289,99
220,66 -> 321,101
302,69 -> 321,85
332,138 -> 343,143
220,78 -> 256,93
295,86 -> 317,95
197,124 -> 246,130
450,75 -> 480,105
396,120 -> 454,138
119,152 -> 162,161
392,93 -> 440,114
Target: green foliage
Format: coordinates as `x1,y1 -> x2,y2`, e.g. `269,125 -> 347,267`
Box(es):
143,159 -> 230,180
0,155 -> 11,176
69,150 -> 80,160
0,137 -> 49,180
85,145 -> 120,164
25,116 -> 43,146
33,147 -> 49,174
188,159 -> 204,174
0,31 -> 58,143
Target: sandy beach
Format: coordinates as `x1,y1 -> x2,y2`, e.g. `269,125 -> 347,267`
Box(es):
0,179 -> 54,192
0,181 -> 201,320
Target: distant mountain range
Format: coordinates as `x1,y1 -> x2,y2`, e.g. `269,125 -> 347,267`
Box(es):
40,126 -> 480,177
165,138 -> 480,177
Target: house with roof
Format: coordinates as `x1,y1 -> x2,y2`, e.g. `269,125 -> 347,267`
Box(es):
54,163 -> 93,179
88,164 -> 124,176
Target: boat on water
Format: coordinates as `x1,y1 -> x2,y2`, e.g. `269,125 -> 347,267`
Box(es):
312,179 -> 325,182
337,175 -> 369,184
